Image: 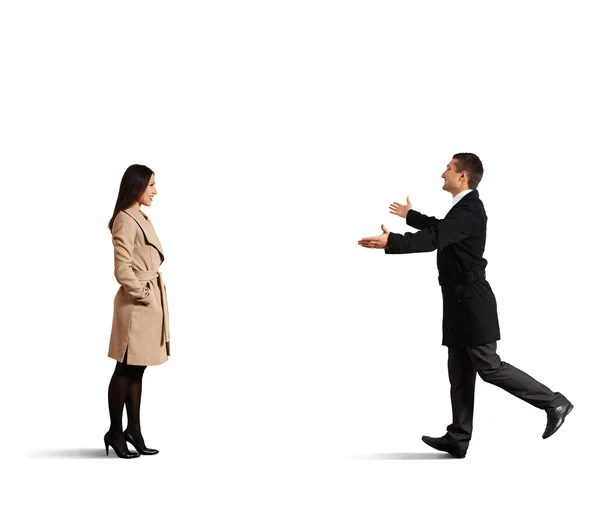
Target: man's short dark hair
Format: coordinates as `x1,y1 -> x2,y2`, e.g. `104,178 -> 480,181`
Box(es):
453,153 -> 484,189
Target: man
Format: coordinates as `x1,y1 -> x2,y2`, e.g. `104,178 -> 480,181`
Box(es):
358,153 -> 573,458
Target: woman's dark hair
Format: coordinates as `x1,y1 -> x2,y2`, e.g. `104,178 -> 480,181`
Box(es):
108,164 -> 153,231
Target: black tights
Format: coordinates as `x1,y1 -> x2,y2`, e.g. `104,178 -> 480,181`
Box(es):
107,350 -> 147,445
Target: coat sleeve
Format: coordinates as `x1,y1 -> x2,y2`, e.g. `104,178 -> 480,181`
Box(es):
112,213 -> 152,304
385,206 -> 475,254
406,209 -> 440,230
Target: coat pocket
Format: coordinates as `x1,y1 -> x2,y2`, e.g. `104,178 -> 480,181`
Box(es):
442,283 -> 474,304
134,281 -> 153,306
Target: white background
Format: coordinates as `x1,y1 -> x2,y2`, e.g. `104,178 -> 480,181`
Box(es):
1,1 -> 598,518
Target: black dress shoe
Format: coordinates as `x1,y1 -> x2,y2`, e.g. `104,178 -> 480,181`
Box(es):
124,430 -> 159,455
421,435 -> 466,458
104,432 -> 140,459
542,401 -> 574,439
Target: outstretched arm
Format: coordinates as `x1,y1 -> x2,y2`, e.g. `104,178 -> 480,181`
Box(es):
389,197 -> 439,230
385,206 -> 474,254
358,224 -> 390,249
405,209 -> 440,230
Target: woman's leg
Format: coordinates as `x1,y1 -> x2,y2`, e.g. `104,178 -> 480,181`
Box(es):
124,364 -> 147,440
107,351 -> 132,451
123,362 -> 158,454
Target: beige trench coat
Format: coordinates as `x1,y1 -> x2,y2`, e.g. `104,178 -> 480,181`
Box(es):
108,206 -> 170,366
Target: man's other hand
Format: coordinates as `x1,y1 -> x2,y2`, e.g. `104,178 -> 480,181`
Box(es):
389,196 -> 412,218
358,224 -> 390,249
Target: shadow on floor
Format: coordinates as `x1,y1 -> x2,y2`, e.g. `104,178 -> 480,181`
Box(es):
26,448 -> 109,459
347,452 -> 454,460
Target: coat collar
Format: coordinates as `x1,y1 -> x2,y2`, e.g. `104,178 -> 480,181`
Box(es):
452,188 -> 473,207
123,205 -> 164,259
445,189 -> 479,216
453,189 -> 478,208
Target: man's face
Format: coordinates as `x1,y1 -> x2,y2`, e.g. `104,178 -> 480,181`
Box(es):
441,159 -> 467,194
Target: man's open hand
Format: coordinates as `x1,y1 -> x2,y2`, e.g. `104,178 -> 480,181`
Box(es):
358,224 -> 390,249
389,196 -> 412,218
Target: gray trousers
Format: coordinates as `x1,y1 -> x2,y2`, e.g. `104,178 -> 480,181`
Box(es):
446,342 -> 566,450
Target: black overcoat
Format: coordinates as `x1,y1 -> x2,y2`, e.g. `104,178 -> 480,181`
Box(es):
385,190 -> 501,347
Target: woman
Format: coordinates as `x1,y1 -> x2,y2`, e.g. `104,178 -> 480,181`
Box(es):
104,164 -> 170,459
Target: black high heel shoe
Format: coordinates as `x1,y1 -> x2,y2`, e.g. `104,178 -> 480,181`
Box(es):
104,432 -> 140,459
124,429 -> 159,455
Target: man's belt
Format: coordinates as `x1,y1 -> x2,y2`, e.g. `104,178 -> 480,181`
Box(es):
438,270 -> 486,286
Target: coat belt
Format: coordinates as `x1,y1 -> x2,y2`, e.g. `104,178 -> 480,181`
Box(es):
133,269 -> 160,281
438,270 -> 486,286
132,269 -> 170,344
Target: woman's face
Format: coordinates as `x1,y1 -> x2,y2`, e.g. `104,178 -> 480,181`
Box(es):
139,174 -> 157,207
